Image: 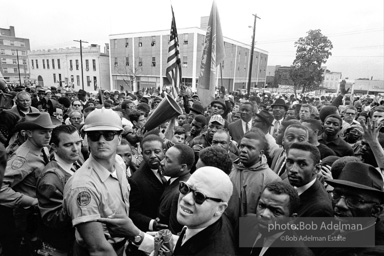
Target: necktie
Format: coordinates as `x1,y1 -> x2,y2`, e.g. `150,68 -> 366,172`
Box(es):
250,234 -> 264,256
41,148 -> 50,165
158,170 -> 168,185
273,120 -> 280,135
245,121 -> 249,133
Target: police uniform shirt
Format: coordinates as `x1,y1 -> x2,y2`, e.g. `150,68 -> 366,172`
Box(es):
0,139 -> 47,208
64,154 -> 130,245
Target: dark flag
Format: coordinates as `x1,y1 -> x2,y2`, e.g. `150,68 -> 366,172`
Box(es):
197,0 -> 226,107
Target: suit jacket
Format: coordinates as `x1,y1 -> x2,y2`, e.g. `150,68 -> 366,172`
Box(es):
8,105 -> 39,118
228,119 -> 244,144
158,173 -> 190,225
173,215 -> 237,256
297,179 -> 333,217
128,162 -> 165,231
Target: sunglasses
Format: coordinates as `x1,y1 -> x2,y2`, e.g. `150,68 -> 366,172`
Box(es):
87,131 -> 120,142
179,181 -> 222,205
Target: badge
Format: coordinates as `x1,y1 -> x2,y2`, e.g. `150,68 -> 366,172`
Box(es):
11,157 -> 25,170
76,191 -> 91,206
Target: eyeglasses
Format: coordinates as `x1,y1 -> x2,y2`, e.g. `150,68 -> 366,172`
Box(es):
179,181 -> 222,205
87,131 -> 120,142
331,191 -> 378,208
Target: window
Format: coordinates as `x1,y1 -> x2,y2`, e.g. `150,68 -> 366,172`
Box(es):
20,42 -> 25,47
14,68 -> 17,73
152,57 -> 156,67
183,34 -> 188,45
87,76 -> 91,87
85,59 -> 89,71
52,59 -> 55,69
57,59 -> 61,69
22,59 -> 26,65
125,57 -> 129,66
77,75 -> 80,86
22,51 -> 26,55
0,49 -> 4,54
13,59 -> 17,64
31,59 -> 34,69
182,56 -> 188,68
138,37 -> 142,47
43,59 -> 46,69
53,74 -> 56,83
10,41 -> 14,46
92,59 -> 96,71
46,59 -> 50,69
58,73 -> 62,82
125,39 -> 129,48
70,60 -> 73,70
0,39 -> 3,45
11,50 -> 16,55
151,36 -> 156,46
93,76 -> 97,90
138,57 -> 142,66
1,58 -> 6,64
222,60 -> 224,69
36,59 -> 39,69
75,60 -> 79,70
71,75 -> 74,84
114,57 -> 118,67
3,68 -> 7,74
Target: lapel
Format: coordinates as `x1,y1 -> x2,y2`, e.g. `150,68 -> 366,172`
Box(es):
173,218 -> 222,255
143,163 -> 164,187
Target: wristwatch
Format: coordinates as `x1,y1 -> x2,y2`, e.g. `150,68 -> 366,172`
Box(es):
131,231 -> 144,245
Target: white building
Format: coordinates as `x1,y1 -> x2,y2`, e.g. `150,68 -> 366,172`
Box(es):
28,44 -> 110,92
321,71 -> 342,92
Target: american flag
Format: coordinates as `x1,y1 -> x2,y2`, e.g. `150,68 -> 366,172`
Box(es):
166,6 -> 182,99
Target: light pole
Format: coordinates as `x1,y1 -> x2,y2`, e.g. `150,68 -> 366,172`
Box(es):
74,40 -> 88,90
16,49 -> 22,86
247,14 -> 261,98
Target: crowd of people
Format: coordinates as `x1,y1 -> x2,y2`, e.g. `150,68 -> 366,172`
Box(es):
0,81 -> 383,256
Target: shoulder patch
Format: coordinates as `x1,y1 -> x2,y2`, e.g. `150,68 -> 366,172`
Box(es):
11,157 -> 26,169
76,191 -> 91,207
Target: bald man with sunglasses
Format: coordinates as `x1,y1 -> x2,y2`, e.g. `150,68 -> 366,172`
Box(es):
98,166 -> 237,256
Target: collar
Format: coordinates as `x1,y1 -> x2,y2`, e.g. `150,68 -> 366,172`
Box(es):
258,231 -> 285,255
169,177 -> 178,185
273,118 -> 284,124
182,226 -> 207,245
295,178 -> 316,196
24,139 -> 45,154
54,153 -> 74,175
235,154 -> 268,171
89,155 -> 116,183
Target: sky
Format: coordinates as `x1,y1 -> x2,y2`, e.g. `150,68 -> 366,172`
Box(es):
2,0 -> 383,80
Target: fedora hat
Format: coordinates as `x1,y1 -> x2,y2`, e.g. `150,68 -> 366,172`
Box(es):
255,110 -> 274,126
271,98 -> 288,110
327,162 -> 384,196
190,102 -> 205,115
15,112 -> 56,131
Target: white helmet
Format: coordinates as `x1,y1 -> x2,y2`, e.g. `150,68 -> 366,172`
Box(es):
83,108 -> 123,132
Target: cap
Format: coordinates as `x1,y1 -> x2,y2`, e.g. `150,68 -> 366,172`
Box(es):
83,108 -> 123,131
209,115 -> 225,126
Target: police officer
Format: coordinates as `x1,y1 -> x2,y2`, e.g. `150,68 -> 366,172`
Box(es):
0,112 -> 54,255
64,108 -> 130,256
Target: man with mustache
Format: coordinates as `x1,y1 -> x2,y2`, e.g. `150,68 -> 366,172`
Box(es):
36,124 -> 83,255
129,134 -> 168,232
319,162 -> 384,256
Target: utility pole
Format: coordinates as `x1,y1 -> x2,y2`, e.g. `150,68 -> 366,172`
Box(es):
16,49 -> 22,86
74,39 -> 88,90
247,14 -> 261,98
